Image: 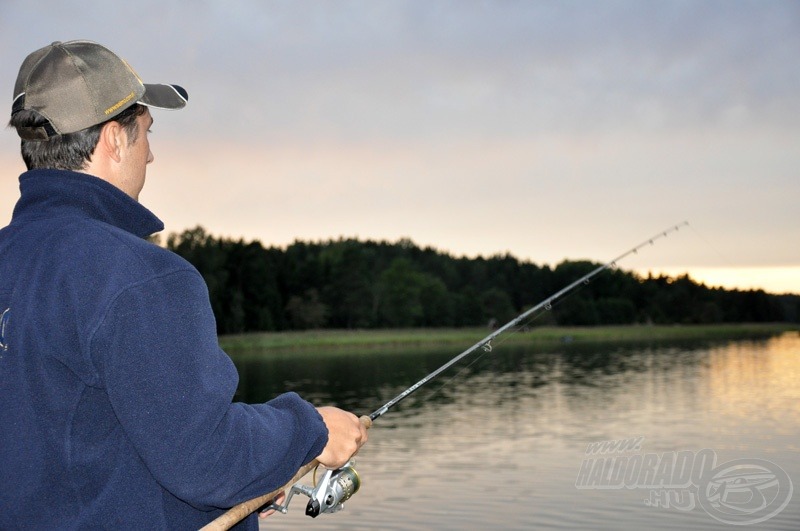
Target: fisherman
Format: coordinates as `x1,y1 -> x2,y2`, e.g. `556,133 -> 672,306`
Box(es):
0,40 -> 367,529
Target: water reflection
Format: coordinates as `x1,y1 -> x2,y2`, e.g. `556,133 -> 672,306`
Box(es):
228,332 -> 800,530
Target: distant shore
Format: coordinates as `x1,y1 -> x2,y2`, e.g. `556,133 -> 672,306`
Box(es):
220,323 -> 799,355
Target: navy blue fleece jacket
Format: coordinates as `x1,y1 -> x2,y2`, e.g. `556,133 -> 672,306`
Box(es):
0,169 -> 328,529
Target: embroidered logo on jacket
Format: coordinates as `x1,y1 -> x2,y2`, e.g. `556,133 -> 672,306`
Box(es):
0,308 -> 10,351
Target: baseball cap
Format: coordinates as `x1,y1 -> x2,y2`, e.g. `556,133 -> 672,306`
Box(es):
11,40 -> 188,141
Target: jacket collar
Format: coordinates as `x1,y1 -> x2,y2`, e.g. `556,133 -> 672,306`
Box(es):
11,169 -> 164,238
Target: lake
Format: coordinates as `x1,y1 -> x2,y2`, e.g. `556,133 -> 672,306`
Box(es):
229,331 -> 800,530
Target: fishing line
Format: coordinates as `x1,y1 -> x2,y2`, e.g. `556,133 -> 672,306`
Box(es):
686,223 -> 729,264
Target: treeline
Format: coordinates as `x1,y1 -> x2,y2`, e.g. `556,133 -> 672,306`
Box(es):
162,226 -> 800,335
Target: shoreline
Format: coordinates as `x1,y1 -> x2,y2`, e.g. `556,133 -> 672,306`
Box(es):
220,322 -> 799,354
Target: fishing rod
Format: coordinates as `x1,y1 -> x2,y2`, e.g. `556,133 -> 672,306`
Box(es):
201,221 -> 689,530
369,221 -> 689,422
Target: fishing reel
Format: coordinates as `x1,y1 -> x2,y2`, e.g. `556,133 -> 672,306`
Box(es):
267,460 -> 361,518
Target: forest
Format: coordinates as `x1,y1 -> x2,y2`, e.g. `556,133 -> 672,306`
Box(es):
161,226 -> 800,336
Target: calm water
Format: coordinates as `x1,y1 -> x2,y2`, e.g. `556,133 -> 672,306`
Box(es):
229,331 -> 800,530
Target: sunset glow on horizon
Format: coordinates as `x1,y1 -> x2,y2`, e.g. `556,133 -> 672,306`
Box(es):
636,266 -> 800,296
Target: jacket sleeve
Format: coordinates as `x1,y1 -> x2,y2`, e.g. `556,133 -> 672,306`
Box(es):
90,267 -> 328,509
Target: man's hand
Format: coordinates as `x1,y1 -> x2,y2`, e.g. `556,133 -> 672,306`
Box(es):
315,407 -> 369,469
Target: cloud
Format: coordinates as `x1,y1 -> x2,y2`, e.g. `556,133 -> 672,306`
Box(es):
1,0 -> 799,292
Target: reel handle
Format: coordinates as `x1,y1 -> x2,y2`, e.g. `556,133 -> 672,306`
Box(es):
200,415 -> 372,531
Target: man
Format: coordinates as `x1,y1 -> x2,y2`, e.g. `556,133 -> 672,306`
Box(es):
0,40 -> 367,529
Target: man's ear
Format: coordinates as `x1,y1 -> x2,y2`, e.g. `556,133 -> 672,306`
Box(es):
96,121 -> 126,164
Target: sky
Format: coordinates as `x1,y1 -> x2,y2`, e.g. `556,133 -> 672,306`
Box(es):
1,0 -> 798,295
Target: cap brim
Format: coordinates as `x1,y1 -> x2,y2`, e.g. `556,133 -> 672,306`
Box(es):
140,84 -> 188,110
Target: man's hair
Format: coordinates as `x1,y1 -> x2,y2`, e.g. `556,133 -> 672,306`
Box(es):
8,103 -> 147,171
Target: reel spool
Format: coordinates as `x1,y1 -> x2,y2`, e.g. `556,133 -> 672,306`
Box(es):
268,460 -> 361,518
